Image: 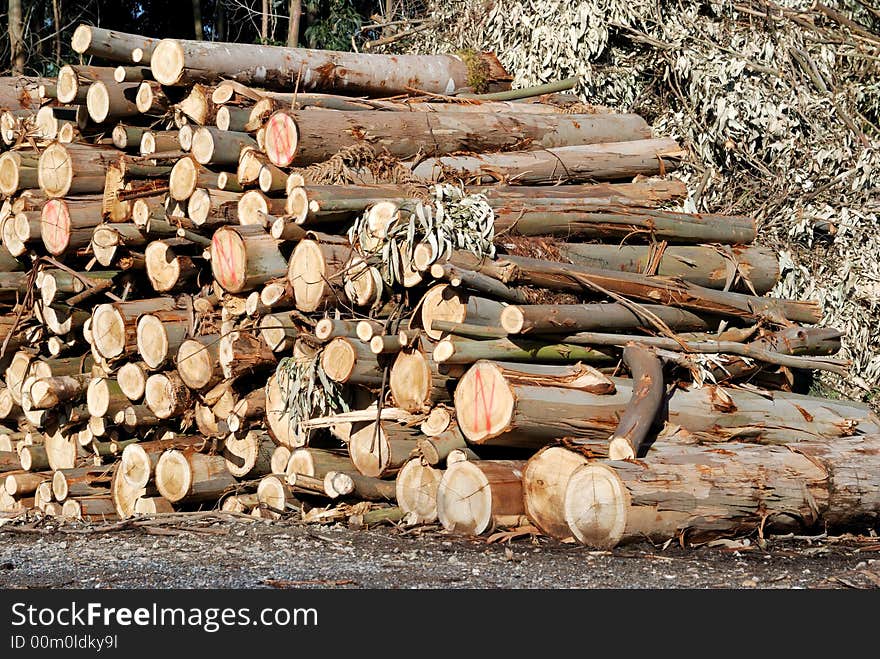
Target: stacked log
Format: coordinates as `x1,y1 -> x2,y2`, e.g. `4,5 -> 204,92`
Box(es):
0,27 -> 876,550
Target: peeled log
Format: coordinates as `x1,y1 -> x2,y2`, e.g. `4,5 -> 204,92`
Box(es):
396,459 -> 442,523
212,225 -> 287,293
454,360 -> 879,450
437,460 -> 526,535
563,436 -> 880,548
413,139 -> 683,184
149,37 -> 509,95
263,108 -> 651,167
155,449 -> 236,503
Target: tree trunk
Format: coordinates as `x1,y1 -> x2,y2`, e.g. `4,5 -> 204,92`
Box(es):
38,144 -> 119,198
8,0 -> 25,75
559,244 -> 778,293
437,460 -> 526,534
419,284 -> 505,341
176,335 -> 222,390
320,337 -> 384,386
150,37 -> 510,95
564,435 -> 880,548
264,108 -> 650,167
454,360 -> 879,450
287,0 -> 302,47
413,138 -> 684,184
191,127 -> 256,166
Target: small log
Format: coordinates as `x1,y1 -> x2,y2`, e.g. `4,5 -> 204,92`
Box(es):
134,496 -> 174,514
219,330 -> 277,379
348,421 -> 419,478
52,466 -> 113,501
119,436 -> 205,489
71,25 -> 159,63
91,298 -> 177,360
5,471 -> 50,496
117,361 -> 149,401
86,81 -> 141,123
237,190 -> 287,226
144,371 -> 193,419
287,448 -> 353,478
176,84 -> 215,125
117,405 -> 161,431
287,238 -> 351,312
169,156 -> 222,201
187,188 -> 241,226
223,430 -> 273,479
323,470 -> 396,501
191,127 -> 256,166
413,139 -> 683,184
155,449 -> 236,503
433,336 -> 613,365
40,197 -> 104,255
112,124 -> 147,150
271,446 -> 292,475
437,460 -> 526,535
86,377 -> 128,418
389,347 -> 452,412
395,458 -> 442,523
176,335 -> 222,390
135,81 -> 172,114
28,375 -> 89,409
321,337 -> 384,386
19,444 -> 50,471
417,426 -> 468,466
419,284 -> 505,341
226,388 -> 267,432
256,474 -> 297,518
140,130 -> 180,156
62,495 -> 118,521
500,303 -> 710,335
258,312 -> 299,352
145,239 -> 200,293
136,309 -> 193,370
606,345 -> 665,460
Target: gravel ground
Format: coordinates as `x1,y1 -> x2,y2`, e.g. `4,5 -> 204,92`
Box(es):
1,518 -> 878,589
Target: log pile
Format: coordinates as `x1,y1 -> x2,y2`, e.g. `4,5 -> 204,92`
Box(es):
0,25 -> 877,547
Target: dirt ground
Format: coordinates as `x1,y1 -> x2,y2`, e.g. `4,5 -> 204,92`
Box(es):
0,516 -> 878,589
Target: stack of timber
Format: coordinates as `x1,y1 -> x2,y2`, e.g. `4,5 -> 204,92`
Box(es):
0,25 -> 877,548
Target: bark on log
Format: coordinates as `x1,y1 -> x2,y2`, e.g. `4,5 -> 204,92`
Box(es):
607,345 -> 664,460
86,81 -> 141,124
71,25 -> 159,63
321,337 -> 384,386
223,430 -> 273,479
52,466 -> 113,501
563,435 -> 880,548
395,458 -> 442,523
287,238 -> 351,312
263,108 -> 651,167
144,371 -> 193,419
219,330 -> 277,379
419,284 -> 505,342
412,139 -> 684,184
212,225 -> 287,294
323,470 -> 396,501
560,244 -> 778,293
136,309 -> 193,370
454,360 -> 879,450
417,425 -> 468,466
91,298 -> 177,360
40,197 -> 104,255
433,336 -> 613,365
155,449 -> 236,503
348,421 -> 419,478
149,37 -> 510,95
437,460 -> 526,534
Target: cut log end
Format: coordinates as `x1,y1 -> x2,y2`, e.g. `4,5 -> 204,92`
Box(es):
522,446 -> 588,540
151,39 -> 186,86
86,81 -> 111,124
320,338 -> 357,383
264,111 -> 299,167
395,459 -> 441,523
38,144 -> 74,199
453,361 -> 515,443
323,471 -> 354,499
91,304 -> 126,359
563,462 -> 631,548
436,461 -> 493,534
154,449 -> 192,503
499,306 -> 525,334
120,443 -> 152,489
136,314 -> 171,370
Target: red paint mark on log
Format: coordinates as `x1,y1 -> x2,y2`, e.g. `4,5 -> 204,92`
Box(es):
43,199 -> 68,254
268,113 -> 294,166
212,231 -> 239,290
472,366 -> 496,435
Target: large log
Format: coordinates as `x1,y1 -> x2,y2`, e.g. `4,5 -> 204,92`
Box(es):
287,238 -> 351,312
91,298 -> 177,360
263,108 -> 651,167
412,139 -> 684,184
453,360 -> 879,450
37,143 -> 118,198
136,309 -> 192,370
40,197 -> 104,255
563,435 -> 880,548
395,458 -> 442,523
559,244 -> 778,292
149,37 -> 510,95
348,421 -> 419,478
